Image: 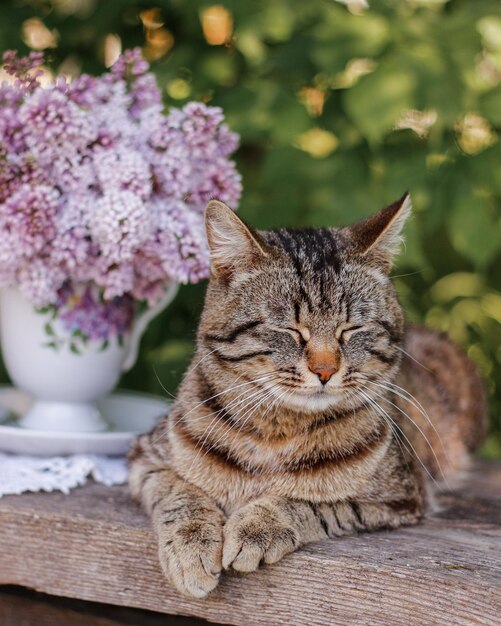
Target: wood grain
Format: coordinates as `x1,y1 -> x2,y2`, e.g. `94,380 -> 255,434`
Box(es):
0,586 -> 212,626
0,460 -> 500,626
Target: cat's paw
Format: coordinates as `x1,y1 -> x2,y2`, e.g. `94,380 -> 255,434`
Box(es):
158,512 -> 224,598
222,500 -> 299,572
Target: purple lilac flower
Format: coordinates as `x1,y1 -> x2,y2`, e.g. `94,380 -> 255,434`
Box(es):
56,284 -> 135,342
2,50 -> 44,94
0,48 -> 242,316
1,184 -> 59,256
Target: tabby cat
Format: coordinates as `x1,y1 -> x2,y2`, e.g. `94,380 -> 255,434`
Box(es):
129,194 -> 486,598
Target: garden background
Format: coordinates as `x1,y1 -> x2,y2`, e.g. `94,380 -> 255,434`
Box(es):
0,0 -> 499,455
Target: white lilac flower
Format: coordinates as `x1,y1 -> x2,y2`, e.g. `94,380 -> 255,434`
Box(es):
93,147 -> 152,200
89,189 -> 152,263
17,257 -> 66,308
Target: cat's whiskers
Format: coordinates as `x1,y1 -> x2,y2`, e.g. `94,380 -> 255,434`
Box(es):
153,366 -> 176,399
234,385 -> 290,441
186,381 -> 283,475
183,385 -> 272,477
355,388 -> 437,484
208,386 -> 281,461
356,388 -> 434,485
355,387 -> 442,490
189,382 -> 277,456
374,379 -> 430,420
351,388 -> 412,467
343,374 -> 450,483
366,386 -> 450,486
220,386 -> 293,468
180,376 -> 272,427
153,371 -> 280,443
209,381 -> 284,450
270,385 -> 293,423
195,384 -> 276,448
367,378 -> 452,470
191,347 -> 220,371
396,346 -> 433,373
170,369 -> 297,460
152,348 -> 225,401
391,269 -> 425,279
186,384 -> 268,455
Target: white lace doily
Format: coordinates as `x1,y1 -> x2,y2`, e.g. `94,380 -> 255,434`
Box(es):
0,453 -> 128,497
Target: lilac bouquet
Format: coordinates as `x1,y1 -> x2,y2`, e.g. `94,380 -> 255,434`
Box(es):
0,49 -> 241,346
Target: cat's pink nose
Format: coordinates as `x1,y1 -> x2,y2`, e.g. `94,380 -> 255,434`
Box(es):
308,349 -> 340,384
309,365 -> 338,384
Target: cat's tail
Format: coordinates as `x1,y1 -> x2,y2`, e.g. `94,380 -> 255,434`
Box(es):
395,325 -> 488,485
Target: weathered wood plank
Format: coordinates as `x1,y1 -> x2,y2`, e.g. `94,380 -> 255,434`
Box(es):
0,586 -> 212,626
0,460 -> 500,626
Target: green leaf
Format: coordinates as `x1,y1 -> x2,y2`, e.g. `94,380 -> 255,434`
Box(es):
479,86 -> 501,126
343,60 -> 416,143
69,343 -> 81,355
448,187 -> 501,268
200,51 -> 238,86
44,322 -> 55,337
311,9 -> 390,73
270,94 -> 312,144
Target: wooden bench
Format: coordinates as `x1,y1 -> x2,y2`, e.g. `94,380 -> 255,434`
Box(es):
1,460 -> 500,626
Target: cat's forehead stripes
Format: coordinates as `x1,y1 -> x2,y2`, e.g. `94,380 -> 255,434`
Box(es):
264,227 -> 345,313
265,228 -> 342,274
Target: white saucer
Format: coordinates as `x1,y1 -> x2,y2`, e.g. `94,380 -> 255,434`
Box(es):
0,386 -> 170,456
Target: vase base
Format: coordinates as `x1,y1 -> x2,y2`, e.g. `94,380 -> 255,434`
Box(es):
0,387 -> 170,455
18,401 -> 109,433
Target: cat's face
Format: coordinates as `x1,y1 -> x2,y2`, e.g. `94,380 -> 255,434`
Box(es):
201,195 -> 410,414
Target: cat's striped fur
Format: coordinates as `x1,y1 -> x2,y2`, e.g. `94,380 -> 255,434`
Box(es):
129,194 -> 487,598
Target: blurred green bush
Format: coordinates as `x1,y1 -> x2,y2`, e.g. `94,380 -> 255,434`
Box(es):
0,0 -> 500,455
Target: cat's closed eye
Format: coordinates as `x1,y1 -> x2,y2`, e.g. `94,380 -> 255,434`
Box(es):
338,325 -> 365,343
272,326 -> 309,345
285,327 -> 309,346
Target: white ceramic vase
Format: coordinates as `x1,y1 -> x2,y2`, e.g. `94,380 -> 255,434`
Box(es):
0,284 -> 178,433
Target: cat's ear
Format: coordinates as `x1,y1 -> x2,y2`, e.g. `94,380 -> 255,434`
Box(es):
347,192 -> 412,271
205,200 -> 268,281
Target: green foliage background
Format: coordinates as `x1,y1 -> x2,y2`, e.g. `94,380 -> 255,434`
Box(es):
0,0 -> 500,454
